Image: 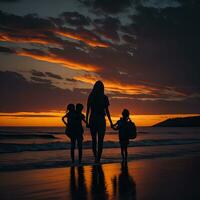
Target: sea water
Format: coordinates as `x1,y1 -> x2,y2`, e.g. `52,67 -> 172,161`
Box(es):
0,126 -> 200,171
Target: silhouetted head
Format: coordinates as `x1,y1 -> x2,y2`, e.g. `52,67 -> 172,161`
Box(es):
76,103 -> 83,113
67,104 -> 75,112
122,109 -> 129,119
92,80 -> 104,97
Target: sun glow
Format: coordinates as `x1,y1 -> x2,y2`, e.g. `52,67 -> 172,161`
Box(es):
0,112 -> 198,127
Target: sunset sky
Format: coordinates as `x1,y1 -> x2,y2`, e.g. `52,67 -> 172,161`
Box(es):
0,0 -> 199,126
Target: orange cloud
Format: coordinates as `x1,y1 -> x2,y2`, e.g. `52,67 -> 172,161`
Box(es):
0,33 -> 61,47
74,75 -> 188,98
55,29 -> 109,48
74,75 -> 157,95
0,29 -> 109,48
17,51 -> 100,72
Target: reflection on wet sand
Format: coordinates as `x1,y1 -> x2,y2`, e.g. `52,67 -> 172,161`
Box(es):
1,157 -> 199,200
69,163 -> 136,200
70,166 -> 87,200
91,165 -> 109,200
112,161 -> 136,200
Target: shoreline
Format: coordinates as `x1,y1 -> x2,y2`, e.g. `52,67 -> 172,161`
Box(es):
1,155 -> 200,200
1,151 -> 200,172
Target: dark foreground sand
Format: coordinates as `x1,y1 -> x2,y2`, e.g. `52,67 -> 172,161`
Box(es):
0,155 -> 200,200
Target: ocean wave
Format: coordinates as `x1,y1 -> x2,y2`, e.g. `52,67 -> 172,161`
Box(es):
1,138 -> 200,153
0,134 -> 57,139
0,148 -> 200,171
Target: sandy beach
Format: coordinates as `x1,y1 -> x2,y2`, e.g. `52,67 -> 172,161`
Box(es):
1,155 -> 200,200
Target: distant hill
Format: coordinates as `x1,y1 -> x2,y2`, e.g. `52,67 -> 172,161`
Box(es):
153,116 -> 200,127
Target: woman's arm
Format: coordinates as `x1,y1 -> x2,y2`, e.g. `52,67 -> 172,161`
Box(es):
82,118 -> 89,127
112,122 -> 119,130
86,98 -> 90,127
62,115 -> 67,126
82,118 -> 87,124
82,114 -> 88,125
105,107 -> 113,128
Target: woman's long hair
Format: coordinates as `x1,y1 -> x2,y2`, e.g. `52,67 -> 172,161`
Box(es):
90,80 -> 104,102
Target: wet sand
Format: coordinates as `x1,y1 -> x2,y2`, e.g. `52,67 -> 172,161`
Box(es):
0,155 -> 200,200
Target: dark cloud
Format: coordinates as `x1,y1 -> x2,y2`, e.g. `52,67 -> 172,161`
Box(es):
31,76 -> 52,84
93,16 -> 120,42
79,0 -> 132,14
122,34 -> 137,44
177,0 -> 199,6
0,11 -> 54,30
0,46 -> 15,54
0,0 -> 20,2
45,72 -> 62,80
0,71 -> 87,112
31,70 -> 46,77
123,2 -> 200,88
109,95 -> 200,115
66,78 -> 77,82
60,11 -> 90,26
0,11 -> 86,48
21,48 -> 48,56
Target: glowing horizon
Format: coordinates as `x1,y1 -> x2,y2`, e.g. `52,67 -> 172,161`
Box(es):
0,112 -> 199,127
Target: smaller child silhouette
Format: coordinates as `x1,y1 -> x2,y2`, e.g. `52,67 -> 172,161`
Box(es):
74,103 -> 88,163
62,104 -> 76,163
62,104 -> 76,137
112,109 -> 132,161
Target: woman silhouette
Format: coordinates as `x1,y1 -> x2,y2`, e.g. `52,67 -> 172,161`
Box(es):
86,81 -> 113,162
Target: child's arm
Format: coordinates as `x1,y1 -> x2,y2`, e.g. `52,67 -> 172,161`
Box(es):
62,114 -> 67,126
82,114 -> 89,127
86,99 -> 90,127
105,106 -> 113,128
112,122 -> 119,130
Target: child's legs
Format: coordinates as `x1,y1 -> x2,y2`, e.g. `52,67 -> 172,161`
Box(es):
123,141 -> 128,160
120,144 -> 125,159
77,137 -> 83,163
124,145 -> 128,160
70,138 -> 76,162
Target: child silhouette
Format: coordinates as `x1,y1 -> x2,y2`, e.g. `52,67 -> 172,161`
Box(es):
112,109 -> 134,161
62,103 -> 88,164
74,103 -> 88,163
62,104 -> 76,163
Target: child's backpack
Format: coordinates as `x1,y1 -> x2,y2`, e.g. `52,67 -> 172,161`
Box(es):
126,119 -> 137,139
